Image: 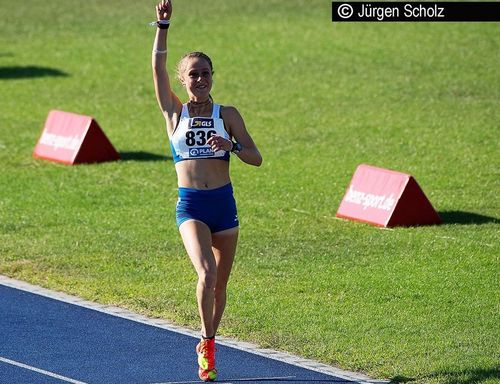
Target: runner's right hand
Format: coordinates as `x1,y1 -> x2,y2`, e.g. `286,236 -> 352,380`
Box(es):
156,0 -> 172,21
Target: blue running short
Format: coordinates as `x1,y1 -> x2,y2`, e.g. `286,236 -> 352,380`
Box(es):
176,183 -> 239,233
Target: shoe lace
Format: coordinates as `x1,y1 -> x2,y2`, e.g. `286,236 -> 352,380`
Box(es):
199,340 -> 216,360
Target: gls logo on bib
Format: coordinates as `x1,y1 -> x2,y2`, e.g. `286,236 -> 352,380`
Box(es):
190,118 -> 214,129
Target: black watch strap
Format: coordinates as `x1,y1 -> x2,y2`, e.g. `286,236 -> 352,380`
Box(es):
231,141 -> 242,154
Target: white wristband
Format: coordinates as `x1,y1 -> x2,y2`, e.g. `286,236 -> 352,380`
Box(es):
152,49 -> 167,54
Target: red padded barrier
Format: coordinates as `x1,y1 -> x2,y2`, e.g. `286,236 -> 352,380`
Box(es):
336,164 -> 441,227
33,110 -> 120,165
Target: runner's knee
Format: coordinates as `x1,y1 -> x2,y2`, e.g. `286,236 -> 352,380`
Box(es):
198,269 -> 217,290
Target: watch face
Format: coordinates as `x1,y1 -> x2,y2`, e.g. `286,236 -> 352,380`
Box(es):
231,142 -> 241,153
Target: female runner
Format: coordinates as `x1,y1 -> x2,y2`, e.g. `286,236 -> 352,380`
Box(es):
152,1 -> 262,381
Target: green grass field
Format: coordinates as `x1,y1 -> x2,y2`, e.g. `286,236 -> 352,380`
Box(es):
1,1 -> 499,383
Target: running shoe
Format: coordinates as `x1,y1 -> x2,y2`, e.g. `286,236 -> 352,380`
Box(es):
196,338 -> 216,371
198,367 -> 217,382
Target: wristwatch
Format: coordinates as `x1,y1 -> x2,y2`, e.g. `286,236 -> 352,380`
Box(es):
231,141 -> 242,154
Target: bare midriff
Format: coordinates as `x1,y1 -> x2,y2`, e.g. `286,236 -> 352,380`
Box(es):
175,158 -> 231,189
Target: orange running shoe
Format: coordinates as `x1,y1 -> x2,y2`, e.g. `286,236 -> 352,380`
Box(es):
198,367 -> 217,382
196,338 -> 216,371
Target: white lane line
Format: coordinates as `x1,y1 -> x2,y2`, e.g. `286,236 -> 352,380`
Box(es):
0,356 -> 88,384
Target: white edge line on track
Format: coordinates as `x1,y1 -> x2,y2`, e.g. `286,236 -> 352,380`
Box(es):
0,275 -> 389,384
0,356 -> 88,384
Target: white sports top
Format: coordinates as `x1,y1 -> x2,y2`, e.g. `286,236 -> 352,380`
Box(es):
169,103 -> 230,163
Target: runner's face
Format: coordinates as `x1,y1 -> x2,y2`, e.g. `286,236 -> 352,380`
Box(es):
182,57 -> 213,100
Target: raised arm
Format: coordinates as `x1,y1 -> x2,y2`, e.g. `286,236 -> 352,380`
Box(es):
152,0 -> 182,137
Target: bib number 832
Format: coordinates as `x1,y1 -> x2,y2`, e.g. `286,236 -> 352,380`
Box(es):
185,130 -> 217,146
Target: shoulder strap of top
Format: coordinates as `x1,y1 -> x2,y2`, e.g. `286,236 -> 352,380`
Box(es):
212,103 -> 220,119
181,104 -> 190,118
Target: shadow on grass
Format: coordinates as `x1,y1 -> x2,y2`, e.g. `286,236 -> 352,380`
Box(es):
0,65 -> 68,79
391,365 -> 500,383
119,151 -> 171,162
390,376 -> 415,383
439,211 -> 499,225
